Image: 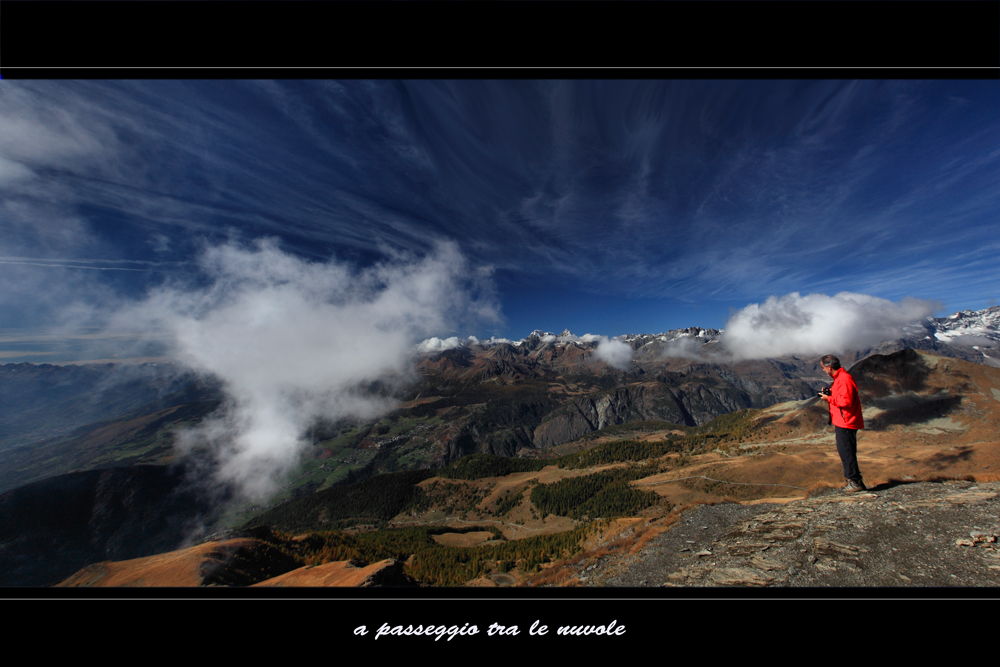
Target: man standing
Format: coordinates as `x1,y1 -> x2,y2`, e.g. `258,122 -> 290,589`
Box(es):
819,355 -> 866,492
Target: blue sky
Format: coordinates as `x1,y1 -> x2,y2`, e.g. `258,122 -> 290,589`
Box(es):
2,80 -> 999,362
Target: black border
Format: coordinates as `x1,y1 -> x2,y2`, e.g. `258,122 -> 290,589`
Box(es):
11,585 -> 1000,653
7,584 -> 1000,599
2,1 -> 998,78
1,1 -> 997,646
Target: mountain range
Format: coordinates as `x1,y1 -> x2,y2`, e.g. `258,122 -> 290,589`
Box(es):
1,306 -> 998,586
45,346 -> 1000,587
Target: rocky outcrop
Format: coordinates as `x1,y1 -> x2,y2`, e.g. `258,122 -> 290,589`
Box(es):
410,318 -> 1000,459
531,379 -> 766,448
582,479 -> 1000,587
533,383 -> 687,447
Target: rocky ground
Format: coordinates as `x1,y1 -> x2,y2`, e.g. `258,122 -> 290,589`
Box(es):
578,479 -> 1000,587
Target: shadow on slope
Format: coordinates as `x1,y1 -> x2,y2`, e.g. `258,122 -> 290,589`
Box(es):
851,348 -> 932,396
851,350 -> 965,430
0,462 -> 226,586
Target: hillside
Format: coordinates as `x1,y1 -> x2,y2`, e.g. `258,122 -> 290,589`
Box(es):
57,539 -> 259,587
0,362 -> 204,452
575,479 -> 1000,587
0,464 -> 221,587
3,308 -> 997,513
49,348 -> 1000,587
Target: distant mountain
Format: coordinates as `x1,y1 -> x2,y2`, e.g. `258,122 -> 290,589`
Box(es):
2,308 -> 993,483
419,306 -> 1000,369
1,307 -> 998,587
0,375 -> 222,495
0,362 -> 208,452
54,348 -> 1000,588
406,307 -> 1000,460
911,305 -> 1000,365
256,347 -> 1000,587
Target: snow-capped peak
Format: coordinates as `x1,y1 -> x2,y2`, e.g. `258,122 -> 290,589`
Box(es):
417,307 -> 999,360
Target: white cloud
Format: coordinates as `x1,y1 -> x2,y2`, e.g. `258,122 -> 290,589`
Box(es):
112,238 -> 496,500
417,336 -> 466,353
522,330 -> 634,369
594,336 -> 634,370
720,291 -> 940,360
480,336 -> 513,345
659,336 -> 712,361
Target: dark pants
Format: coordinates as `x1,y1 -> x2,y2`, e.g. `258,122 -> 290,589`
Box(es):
835,426 -> 862,482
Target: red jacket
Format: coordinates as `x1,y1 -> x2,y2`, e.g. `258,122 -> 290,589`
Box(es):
829,367 -> 864,429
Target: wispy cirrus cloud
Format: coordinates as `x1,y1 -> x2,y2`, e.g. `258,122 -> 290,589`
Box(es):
2,80 -> 998,343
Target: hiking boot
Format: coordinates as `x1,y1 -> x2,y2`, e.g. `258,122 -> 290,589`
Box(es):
839,479 -> 866,493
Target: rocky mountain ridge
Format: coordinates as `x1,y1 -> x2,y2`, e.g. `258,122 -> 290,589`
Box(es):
578,479 -> 1000,588
2,307 -> 999,587
27,347 -> 1000,588
421,305 -> 1000,364
409,307 -> 1000,458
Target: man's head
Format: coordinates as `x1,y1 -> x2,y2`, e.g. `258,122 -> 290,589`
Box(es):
820,354 -> 841,378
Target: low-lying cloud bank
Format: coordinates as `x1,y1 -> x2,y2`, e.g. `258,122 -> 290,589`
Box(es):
719,292 -> 940,360
594,336 -> 634,370
113,238 -> 496,500
658,336 -> 713,361
539,331 -> 634,370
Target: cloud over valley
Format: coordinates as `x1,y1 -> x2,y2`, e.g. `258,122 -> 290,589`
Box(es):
113,239 -> 497,499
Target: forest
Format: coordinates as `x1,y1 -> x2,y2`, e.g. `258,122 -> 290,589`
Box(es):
243,408 -> 763,584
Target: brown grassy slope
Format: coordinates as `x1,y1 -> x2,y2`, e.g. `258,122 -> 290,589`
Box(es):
389,350 -> 1000,551
534,350 -> 1000,585
252,559 -> 413,587
56,350 -> 1000,587
55,539 -> 255,587
631,350 -> 1000,505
